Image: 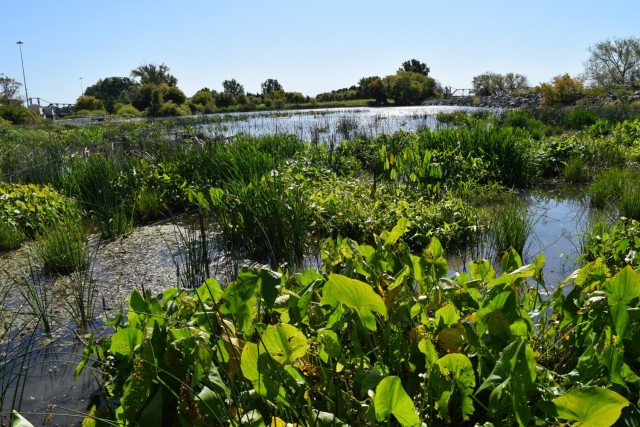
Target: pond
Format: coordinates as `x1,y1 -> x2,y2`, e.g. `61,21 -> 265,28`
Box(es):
199,105 -> 489,142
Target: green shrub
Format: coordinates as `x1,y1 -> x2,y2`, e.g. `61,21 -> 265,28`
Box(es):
0,182 -> 80,238
113,103 -> 142,117
75,95 -> 105,112
565,109 -> 598,129
0,104 -> 40,125
537,73 -> 585,106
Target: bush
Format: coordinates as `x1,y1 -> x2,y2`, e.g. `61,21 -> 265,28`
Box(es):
113,103 -> 142,117
565,109 -> 598,129
537,74 -> 585,106
0,104 -> 40,125
0,182 -> 81,238
75,95 -> 105,112
158,100 -> 190,116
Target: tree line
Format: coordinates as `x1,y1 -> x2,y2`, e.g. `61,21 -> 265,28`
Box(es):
1,36 -> 639,122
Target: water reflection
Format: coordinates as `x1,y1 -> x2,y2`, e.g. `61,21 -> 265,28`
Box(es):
199,106 -> 485,142
449,185 -> 598,290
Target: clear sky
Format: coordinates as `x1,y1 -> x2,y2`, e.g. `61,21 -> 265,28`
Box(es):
2,0 -> 639,105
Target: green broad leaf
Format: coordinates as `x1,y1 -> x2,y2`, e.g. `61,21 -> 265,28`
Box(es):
552,387 -> 629,427
196,386 -> 227,425
487,263 -> 535,288
74,333 -> 93,382
501,248 -> 523,273
138,389 -> 163,426
422,237 -> 448,281
261,324 -> 308,364
11,411 -> 34,427
430,353 -> 476,422
418,339 -> 439,369
321,274 -> 387,331
128,288 -> 148,329
374,376 -> 420,426
317,329 -> 342,362
381,217 -> 411,245
603,266 -> 640,338
110,327 -> 143,360
196,278 -> 223,304
476,339 -> 536,425
469,259 -> 496,283
222,271 -> 258,334
240,342 -> 280,400
121,340 -> 156,422
435,304 -> 461,327
604,266 -> 640,337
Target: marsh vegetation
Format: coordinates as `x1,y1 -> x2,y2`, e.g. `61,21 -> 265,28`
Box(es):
1,104 -> 640,425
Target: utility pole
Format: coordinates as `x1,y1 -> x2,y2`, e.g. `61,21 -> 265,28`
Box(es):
16,41 -> 29,106
80,77 -> 84,96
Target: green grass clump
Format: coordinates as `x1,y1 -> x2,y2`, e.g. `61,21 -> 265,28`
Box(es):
0,221 -> 25,252
589,168 -> 632,208
62,155 -> 133,239
563,156 -> 588,183
565,108 -> 598,129
483,195 -> 533,256
35,220 -> 90,275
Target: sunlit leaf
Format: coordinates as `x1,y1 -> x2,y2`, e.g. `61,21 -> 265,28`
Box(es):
374,376 -> 420,426
604,266 -> 640,338
469,259 -> 495,283
321,273 -> 387,331
552,387 -> 629,427
261,324 -> 308,364
110,327 -> 143,360
381,217 -> 411,245
430,353 -> 475,422
11,411 -> 34,427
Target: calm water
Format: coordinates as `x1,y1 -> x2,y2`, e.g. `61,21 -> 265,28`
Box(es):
449,185 -> 598,293
200,105 -> 488,142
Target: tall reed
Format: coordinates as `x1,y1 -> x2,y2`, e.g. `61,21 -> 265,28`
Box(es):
62,155 -> 133,239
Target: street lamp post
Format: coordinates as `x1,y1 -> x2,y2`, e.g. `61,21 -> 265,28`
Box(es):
80,77 -> 84,96
16,41 -> 29,106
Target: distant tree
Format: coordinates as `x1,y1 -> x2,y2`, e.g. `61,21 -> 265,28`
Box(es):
584,36 -> 640,88
84,77 -> 138,113
261,79 -> 283,95
399,59 -> 430,76
190,88 -> 216,113
0,75 -> 23,105
384,70 -> 437,105
215,91 -> 235,108
367,78 -> 387,104
75,95 -> 105,112
472,72 -> 529,96
537,73 -> 585,105
130,63 -> 178,86
164,86 -> 187,105
285,91 -> 305,104
222,79 -> 245,98
357,76 -> 380,97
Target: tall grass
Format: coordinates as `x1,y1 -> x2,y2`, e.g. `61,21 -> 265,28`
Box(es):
0,222 -> 24,252
62,155 -> 133,239
588,168 -> 640,219
481,194 -> 534,257
34,220 -> 90,275
207,175 -> 310,268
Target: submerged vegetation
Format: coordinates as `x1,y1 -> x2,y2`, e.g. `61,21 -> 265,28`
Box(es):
1,104 -> 640,425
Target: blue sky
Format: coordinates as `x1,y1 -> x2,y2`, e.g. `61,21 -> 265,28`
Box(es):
2,0 -> 639,104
